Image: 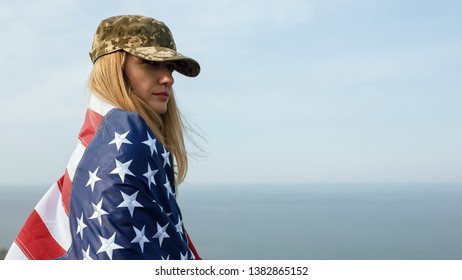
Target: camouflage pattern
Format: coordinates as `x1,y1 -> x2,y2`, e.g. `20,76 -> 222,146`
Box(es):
90,15 -> 200,77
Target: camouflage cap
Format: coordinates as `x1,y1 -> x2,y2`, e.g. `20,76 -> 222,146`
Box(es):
90,15 -> 200,77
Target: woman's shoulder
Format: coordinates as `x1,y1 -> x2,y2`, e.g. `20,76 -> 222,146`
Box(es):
102,108 -> 152,139
88,108 -> 162,162
88,95 -> 151,138
83,107 -> 170,179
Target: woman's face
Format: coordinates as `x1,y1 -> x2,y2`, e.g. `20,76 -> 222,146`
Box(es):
124,53 -> 175,114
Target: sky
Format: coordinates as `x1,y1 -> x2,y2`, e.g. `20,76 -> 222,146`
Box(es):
0,0 -> 461,186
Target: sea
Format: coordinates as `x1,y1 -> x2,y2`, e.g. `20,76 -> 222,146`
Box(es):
1,183 -> 461,260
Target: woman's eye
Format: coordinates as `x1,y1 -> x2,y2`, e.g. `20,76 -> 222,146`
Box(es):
142,60 -> 156,66
142,60 -> 174,72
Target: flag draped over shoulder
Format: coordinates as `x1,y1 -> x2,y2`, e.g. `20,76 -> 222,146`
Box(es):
5,95 -> 200,260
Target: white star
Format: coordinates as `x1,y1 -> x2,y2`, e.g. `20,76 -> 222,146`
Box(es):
189,249 -> 196,260
85,167 -> 101,192
161,254 -> 170,260
153,199 -> 164,213
110,159 -> 135,183
76,213 -> 87,239
108,130 -> 132,151
96,232 -> 124,260
82,245 -> 93,260
131,225 -> 150,253
163,175 -> 174,198
142,132 -> 157,155
161,147 -> 171,167
180,251 -> 188,260
153,222 -> 170,247
143,163 -> 158,189
89,198 -> 108,226
175,215 -> 184,239
117,191 -> 143,217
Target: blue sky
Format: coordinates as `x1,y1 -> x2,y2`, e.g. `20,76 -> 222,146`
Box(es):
0,0 -> 461,186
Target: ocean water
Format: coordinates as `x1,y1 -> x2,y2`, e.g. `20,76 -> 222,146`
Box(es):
1,183 -> 461,260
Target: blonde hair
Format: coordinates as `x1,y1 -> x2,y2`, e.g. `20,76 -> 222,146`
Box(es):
88,51 -> 188,187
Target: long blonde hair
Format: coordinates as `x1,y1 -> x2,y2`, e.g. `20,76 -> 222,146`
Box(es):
88,51 -> 188,186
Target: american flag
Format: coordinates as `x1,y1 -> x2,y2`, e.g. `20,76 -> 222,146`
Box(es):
5,95 -> 201,260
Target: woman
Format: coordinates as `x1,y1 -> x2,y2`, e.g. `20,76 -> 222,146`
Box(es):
5,15 -> 201,260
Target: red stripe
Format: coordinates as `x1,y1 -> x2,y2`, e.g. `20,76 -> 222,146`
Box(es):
78,109 -> 103,147
185,230 -> 201,260
15,210 -> 66,260
57,173 -> 72,215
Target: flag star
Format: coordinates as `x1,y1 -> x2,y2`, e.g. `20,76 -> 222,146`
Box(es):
108,130 -> 132,151
175,215 -> 184,238
142,132 -> 157,155
131,225 -> 150,253
117,191 -> 143,217
89,198 -> 108,226
153,222 -> 170,247
76,213 -> 87,239
189,249 -> 196,260
85,167 -> 101,192
180,251 -> 188,260
110,159 -> 135,183
143,163 -> 158,189
96,232 -> 124,260
82,245 -> 93,260
163,175 -> 174,198
161,147 -> 171,167
161,254 -> 170,260
153,199 -> 164,213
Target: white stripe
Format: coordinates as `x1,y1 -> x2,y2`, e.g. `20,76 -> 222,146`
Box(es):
34,183 -> 71,251
90,94 -> 116,116
66,141 -> 86,181
4,242 -> 28,260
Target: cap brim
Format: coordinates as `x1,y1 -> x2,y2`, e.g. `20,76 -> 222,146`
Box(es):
124,46 -> 200,77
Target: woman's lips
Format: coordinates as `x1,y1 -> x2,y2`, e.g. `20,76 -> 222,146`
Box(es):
153,91 -> 170,100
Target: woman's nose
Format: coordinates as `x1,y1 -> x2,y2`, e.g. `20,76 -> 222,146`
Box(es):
159,66 -> 174,86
